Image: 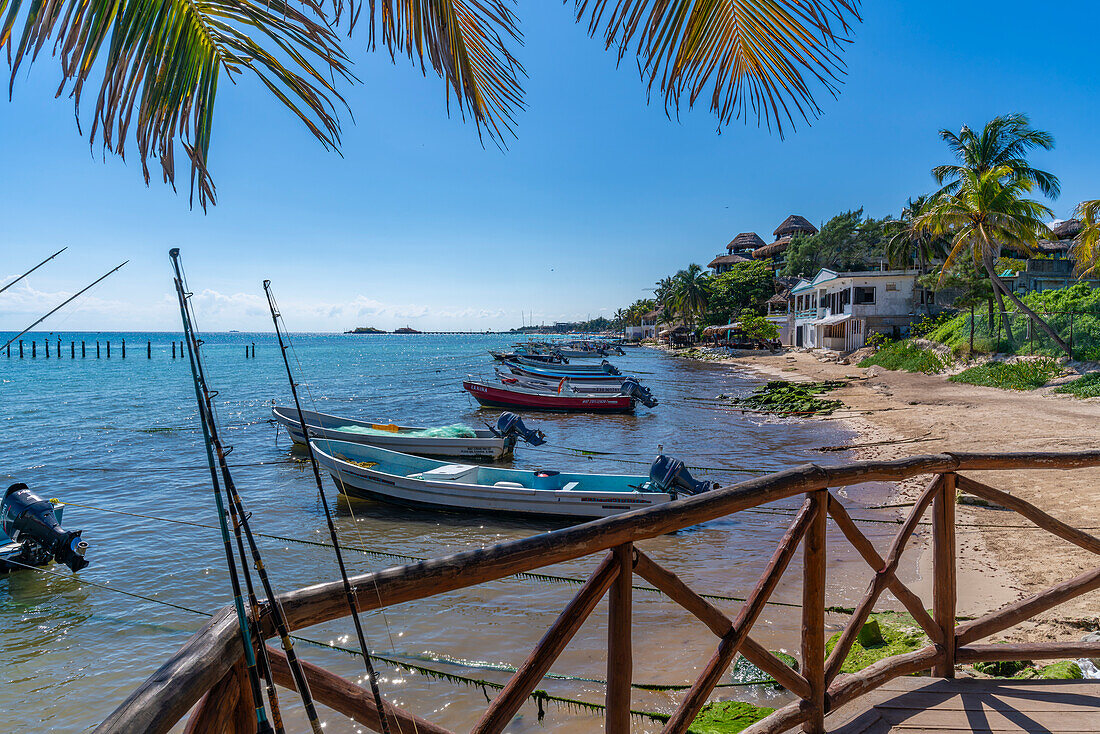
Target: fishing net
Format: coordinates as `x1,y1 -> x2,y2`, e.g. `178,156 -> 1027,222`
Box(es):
337,424 -> 478,438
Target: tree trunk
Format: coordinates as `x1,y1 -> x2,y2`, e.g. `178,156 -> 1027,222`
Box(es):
982,254 -> 1072,356
982,254 -> 1015,345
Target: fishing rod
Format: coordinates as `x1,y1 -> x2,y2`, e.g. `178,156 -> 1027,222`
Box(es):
171,250 -> 327,734
263,279 -> 394,734
1,260 -> 127,351
170,251 -> 278,734
0,247 -> 67,295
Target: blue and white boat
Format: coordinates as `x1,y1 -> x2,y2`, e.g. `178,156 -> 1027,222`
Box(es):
310,440 -> 714,519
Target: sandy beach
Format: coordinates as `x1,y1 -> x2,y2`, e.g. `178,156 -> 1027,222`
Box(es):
674,346 -> 1100,643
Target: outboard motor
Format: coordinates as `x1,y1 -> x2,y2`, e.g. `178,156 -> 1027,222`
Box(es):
620,378 -> 658,408
488,412 -> 547,448
1,484 -> 89,572
649,456 -> 717,497
550,350 -> 569,364
600,359 -> 621,376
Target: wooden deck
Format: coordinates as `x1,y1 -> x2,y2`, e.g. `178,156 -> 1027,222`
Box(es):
827,676 -> 1100,733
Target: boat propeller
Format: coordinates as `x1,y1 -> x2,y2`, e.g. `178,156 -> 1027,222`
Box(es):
649,456 -> 717,497
620,378 -> 658,408
488,412 -> 547,447
1,484 -> 89,572
601,360 -> 621,375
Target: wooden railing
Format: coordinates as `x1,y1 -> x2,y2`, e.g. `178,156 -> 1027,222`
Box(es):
94,452 -> 1100,734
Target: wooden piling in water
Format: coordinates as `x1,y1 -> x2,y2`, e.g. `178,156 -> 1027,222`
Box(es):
71,341 -> 75,359
45,339 -> 49,358
172,342 -> 176,359
96,341 -> 101,358
251,343 -> 255,358
107,341 -> 110,358
148,341 -> 152,359
32,341 -> 36,358
82,341 -> 86,358
57,337 -> 61,357
122,339 -> 126,358
19,340 -> 23,358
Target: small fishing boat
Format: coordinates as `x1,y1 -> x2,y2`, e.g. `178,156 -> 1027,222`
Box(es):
489,350 -> 566,364
271,407 -> 545,461
494,368 -> 628,394
1,484 -> 89,573
507,357 -> 621,374
310,440 -> 713,518
463,378 -> 656,413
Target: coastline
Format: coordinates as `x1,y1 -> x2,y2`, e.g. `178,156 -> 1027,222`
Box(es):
654,343 -> 1100,642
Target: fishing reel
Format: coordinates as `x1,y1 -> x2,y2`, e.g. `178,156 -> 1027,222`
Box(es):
1,484 -> 89,572
620,378 -> 658,408
649,456 -> 716,497
488,412 -> 547,447
600,360 -> 621,375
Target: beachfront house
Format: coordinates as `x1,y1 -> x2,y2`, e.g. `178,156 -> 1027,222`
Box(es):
625,309 -> 661,340
788,268 -> 935,351
708,232 -> 764,274
1000,219 -> 1100,294
753,215 -> 818,271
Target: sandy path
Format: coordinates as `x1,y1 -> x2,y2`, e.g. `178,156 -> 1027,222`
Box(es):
713,349 -> 1100,642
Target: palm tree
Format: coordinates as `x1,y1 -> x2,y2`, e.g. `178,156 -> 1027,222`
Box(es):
919,167 -> 1069,354
1070,200 -> 1100,277
2,1 -> 862,209
886,195 -> 946,273
672,264 -> 710,328
932,113 -> 1060,200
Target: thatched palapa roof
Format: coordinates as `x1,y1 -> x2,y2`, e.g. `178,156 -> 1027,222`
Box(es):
773,215 -> 817,238
727,232 -> 766,252
753,239 -> 792,259
709,253 -> 751,269
1052,219 -> 1082,240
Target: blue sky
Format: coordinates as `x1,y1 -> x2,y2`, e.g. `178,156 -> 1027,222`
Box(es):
1,1 -> 1097,332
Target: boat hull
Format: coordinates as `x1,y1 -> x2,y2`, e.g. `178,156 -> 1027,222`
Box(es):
312,440 -> 673,519
505,363 -> 625,382
271,407 -> 512,461
463,381 -> 635,413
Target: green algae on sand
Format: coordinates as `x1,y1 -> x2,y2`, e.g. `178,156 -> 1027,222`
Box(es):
825,612 -> 929,675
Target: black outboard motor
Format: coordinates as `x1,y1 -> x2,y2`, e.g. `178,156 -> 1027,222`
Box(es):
649,456 -> 717,497
488,412 -> 547,448
600,359 -> 621,375
1,484 -> 89,572
620,378 -> 658,408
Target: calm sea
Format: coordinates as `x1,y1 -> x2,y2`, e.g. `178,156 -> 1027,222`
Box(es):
0,332 -> 895,732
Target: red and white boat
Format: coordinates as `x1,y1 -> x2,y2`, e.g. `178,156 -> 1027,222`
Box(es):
463,379 -> 655,413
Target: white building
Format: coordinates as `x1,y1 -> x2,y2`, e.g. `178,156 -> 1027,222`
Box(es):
789,269 -> 936,352
625,309 -> 661,340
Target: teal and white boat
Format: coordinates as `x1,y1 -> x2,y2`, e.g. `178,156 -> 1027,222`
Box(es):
310,440 -> 714,519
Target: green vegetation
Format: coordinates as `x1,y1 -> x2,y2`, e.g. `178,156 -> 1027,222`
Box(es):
824,613 -> 929,676
1037,661 -> 1083,679
701,260 -> 776,326
859,342 -> 946,374
733,380 -> 847,415
781,209 -> 891,278
689,701 -> 775,734
1054,372 -> 1100,398
949,359 -> 1062,390
973,659 -> 1032,676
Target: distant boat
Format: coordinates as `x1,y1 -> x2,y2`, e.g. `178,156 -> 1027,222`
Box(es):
271,407 -> 544,461
463,378 -> 656,413
310,440 -> 713,518
394,326 -> 421,334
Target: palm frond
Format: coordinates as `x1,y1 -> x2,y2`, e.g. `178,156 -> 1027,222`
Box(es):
373,0 -> 525,143
2,0 -> 352,209
572,0 -> 861,135
1072,199 -> 1100,278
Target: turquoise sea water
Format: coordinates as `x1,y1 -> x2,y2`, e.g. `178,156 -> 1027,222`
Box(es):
1,332 -> 881,732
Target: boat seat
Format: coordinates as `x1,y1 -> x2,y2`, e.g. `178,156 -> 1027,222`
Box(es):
412,464 -> 477,481
560,481 -> 580,491
493,481 -> 526,489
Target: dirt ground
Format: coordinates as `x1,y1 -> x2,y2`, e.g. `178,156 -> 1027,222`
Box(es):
718,349 -> 1100,642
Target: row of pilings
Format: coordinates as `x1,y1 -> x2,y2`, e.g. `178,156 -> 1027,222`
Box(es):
4,340 -> 257,359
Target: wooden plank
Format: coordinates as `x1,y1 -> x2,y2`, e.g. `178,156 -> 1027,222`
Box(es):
957,640 -> 1100,663
802,490 -> 828,734
662,498 -> 816,734
632,550 -> 812,699
827,645 -> 940,711
885,707 -> 1100,729
955,564 -> 1100,645
956,475 -> 1100,555
230,658 -> 256,734
826,494 -> 942,645
265,646 -> 452,734
606,543 -> 632,734
932,473 -> 956,678
472,552 -> 618,734
824,478 -> 943,684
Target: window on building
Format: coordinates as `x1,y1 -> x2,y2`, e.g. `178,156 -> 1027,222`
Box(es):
854,287 -> 876,304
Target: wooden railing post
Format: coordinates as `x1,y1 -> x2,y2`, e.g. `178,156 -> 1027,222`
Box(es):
801,490 -> 828,734
606,543 -> 633,733
933,473 -> 957,678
